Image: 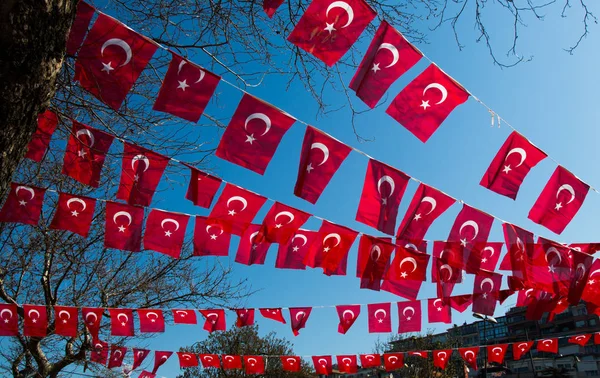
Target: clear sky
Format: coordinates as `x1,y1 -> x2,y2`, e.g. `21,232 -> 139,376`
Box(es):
88,1 -> 600,376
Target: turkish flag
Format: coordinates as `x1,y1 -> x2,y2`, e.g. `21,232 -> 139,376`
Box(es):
568,248 -> 593,305
448,294 -> 473,313
54,306 -> 78,337
66,1 -> 95,55
583,260 -> 600,305
383,353 -> 404,371
465,242 -> 503,274
153,52 -> 220,123
200,309 -> 226,332
448,204 -> 494,249
294,126 -> 352,204
569,334 -> 591,346
257,202 -> 311,244
235,309 -> 255,327
108,345 -> 127,369
360,354 -> 381,368
397,300 -> 421,333
263,0 -> 284,17
216,94 -> 296,174
537,338 -> 558,353
367,302 -> 391,333
82,307 -> 103,340
473,272 -> 502,316
235,224 -> 272,265
137,309 -> 165,333
152,351 -> 173,374
104,201 -> 144,252
132,348 -> 150,370
530,239 -> 571,296
396,183 -> 456,241
138,371 -> 156,378
25,110 -> 58,162
432,241 -> 466,279
434,257 -> 462,299
62,121 -> 114,187
529,166 -> 589,234
223,355 -> 243,370
275,230 -> 315,270
499,222 -> 534,281
289,307 -> 311,336
199,354 -> 220,368
172,309 -> 197,324
177,352 -> 199,368
0,304 -> 18,336
281,356 -> 301,372
259,308 -> 286,324
91,340 -> 108,365
0,183 -> 46,225
23,304 -> 47,337
75,13 -> 158,110
49,193 -> 96,237
567,242 -> 600,254
207,183 -> 267,236
513,341 -> 533,360
304,220 -> 358,275
244,356 -> 265,374
311,356 -> 332,375
350,21 -> 422,108
185,166 -> 222,208
337,355 -> 358,373
459,347 -> 479,370
336,304 -> 360,334
428,298 -> 451,324
480,131 -> 547,199
356,159 -> 410,235
117,143 -> 170,207
193,215 -> 231,257
287,0 -> 375,66
487,344 -> 508,364
356,234 -> 394,291
433,349 -> 452,370
143,209 -> 190,258
382,245 -> 429,300
525,291 -> 560,321
108,308 -> 134,337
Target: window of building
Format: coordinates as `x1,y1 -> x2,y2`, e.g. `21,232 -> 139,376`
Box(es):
586,371 -> 598,376
576,320 -> 586,327
590,318 -> 597,326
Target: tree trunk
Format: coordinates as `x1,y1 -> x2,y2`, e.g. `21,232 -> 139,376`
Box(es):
0,0 -> 77,198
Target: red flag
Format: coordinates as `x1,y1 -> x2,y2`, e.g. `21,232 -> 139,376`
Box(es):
153,52 -> 220,123
25,110 -> 58,161
569,248 -> 593,305
104,201 -> 144,252
294,126 -> 352,204
185,167 -> 222,208
138,371 -> 156,378
108,308 -> 134,337
449,294 -> 473,313
108,345 -> 127,369
350,21 -> 422,108
360,354 -> 381,368
480,131 -> 547,199
132,348 -> 150,370
193,216 -> 231,257
207,183 -> 267,236
257,202 -> 311,244
143,209 -> 189,258
244,356 -> 265,374
304,220 -> 358,275
434,257 -> 462,299
289,307 -> 311,336
387,64 -> 469,142
66,1 -> 95,55
275,230 -> 315,270
75,14 -> 158,110
223,355 -> 243,370
200,309 -> 226,332
397,300 -> 421,333
263,0 -> 284,17
23,305 -> 47,337
235,224 -> 272,265
448,204 -> 494,249
473,273 -> 502,316
336,304 -> 360,334
91,340 -> 108,365
459,347 -> 479,370
235,309 -> 255,327
117,143 -> 170,207
396,183 -> 456,241
513,341 -> 534,360
382,245 -> 429,300
0,304 -> 18,336
172,309 -> 197,324
287,0 -> 375,66
54,305 -> 78,337
433,349 -> 452,370
356,159 -> 410,235
583,260 -> 600,306
487,344 -> 508,364
567,243 -> 600,255
49,193 -> 96,237
0,183 -> 46,225
428,298 -> 451,324
177,352 -> 199,368
281,356 -> 301,372
367,302 -> 391,333
499,222 -> 534,281
383,353 -> 404,371
137,309 -> 165,333
152,351 -> 172,374
336,355 -> 358,373
62,121 -> 114,187
537,338 -> 558,353
311,356 -> 332,375
529,166 -> 589,234
432,241 -> 466,278
356,234 -> 394,291
82,307 -> 103,340
216,94 -> 295,174
531,239 -> 571,296
259,308 -> 286,324
199,354 -> 220,368
569,334 -> 591,346
466,242 -> 503,274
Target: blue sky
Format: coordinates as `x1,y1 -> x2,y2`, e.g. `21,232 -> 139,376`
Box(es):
77,0 -> 600,375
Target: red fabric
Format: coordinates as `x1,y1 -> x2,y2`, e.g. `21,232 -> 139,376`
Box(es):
275,230 -> 315,270
569,334 -> 591,346
336,355 -> 358,373
263,0 -> 285,17
137,309 -> 165,333
537,338 -> 558,353
185,166 -> 222,208
244,356 -> 265,374
595,332 -> 600,345
223,355 -> 243,370
583,260 -> 600,306
108,308 -> 134,337
311,356 -> 332,375
355,234 -> 394,291
499,222 -> 535,281
200,309 -> 226,332
367,302 -> 391,333
132,349 -> 150,370
171,309 -> 197,324
448,204 -> 494,249
382,245 -> 429,300
257,202 -> 311,244
287,0 -> 375,66
465,242 -> 503,274
259,308 -> 286,324
152,351 -> 172,374
397,300 -> 421,333
199,354 -> 220,368
448,294 -> 473,313
75,14 -> 158,110
0,183 -> 46,225
62,121 -> 114,187
433,257 -> 462,300
177,352 -> 199,368
66,1 -> 95,55
235,224 -> 271,265
350,21 -> 421,108
138,371 -> 156,378
193,215 -> 231,257
386,64 -> 469,142
294,126 -> 352,204
25,110 -> 58,161
568,248 -> 593,305
104,201 -> 144,252
568,243 -> 600,255
116,143 -> 170,207
108,345 -> 127,368
82,307 -> 103,340
23,305 -> 47,337
216,94 -> 295,174
472,272 -> 502,316
153,52 -> 220,123
49,193 -> 96,237
281,356 -> 301,372
304,220 -> 358,275
143,209 -> 189,258
356,159 -> 410,235
525,291 -> 560,321
432,241 -> 465,280
360,354 -> 381,368
531,239 -> 571,296
207,183 -> 267,235
433,349 -> 452,370
459,347 -> 479,370
488,344 -> 508,364
235,309 -> 255,327
480,131 -> 547,199
396,183 -> 455,241
513,341 -> 533,360
91,340 -> 108,365
289,307 -> 311,336
336,304 -> 360,334
383,353 -> 404,371
529,166 -> 589,234
428,298 -> 451,324
54,306 -> 78,338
